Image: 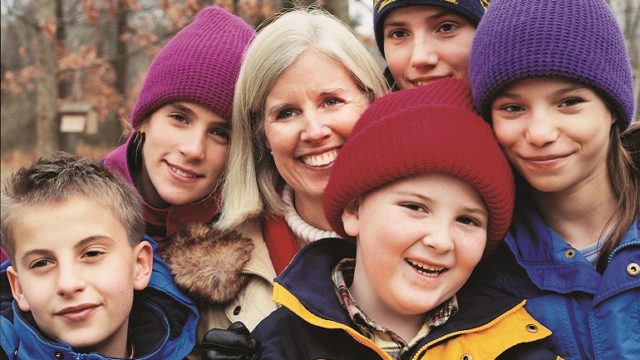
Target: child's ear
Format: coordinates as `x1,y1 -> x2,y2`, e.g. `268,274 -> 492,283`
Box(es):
341,198 -> 361,238
132,241 -> 153,290
7,266 -> 31,312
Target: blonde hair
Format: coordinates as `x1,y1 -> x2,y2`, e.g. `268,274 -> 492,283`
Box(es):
217,7 -> 388,230
1,152 -> 145,262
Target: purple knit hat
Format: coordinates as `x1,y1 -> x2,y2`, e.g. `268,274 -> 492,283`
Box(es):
470,0 -> 635,128
130,6 -> 255,128
373,0 -> 490,57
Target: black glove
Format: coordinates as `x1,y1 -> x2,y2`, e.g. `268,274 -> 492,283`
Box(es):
200,321 -> 259,360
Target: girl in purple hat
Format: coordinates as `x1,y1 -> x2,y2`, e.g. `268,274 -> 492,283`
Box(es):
373,0 -> 489,90
103,6 -> 255,256
469,0 -> 639,358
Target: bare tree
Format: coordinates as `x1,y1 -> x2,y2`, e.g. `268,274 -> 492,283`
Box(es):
34,0 -> 60,154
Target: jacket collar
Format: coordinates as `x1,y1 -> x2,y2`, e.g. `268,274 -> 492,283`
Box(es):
273,239 -> 552,358
506,199 -> 640,296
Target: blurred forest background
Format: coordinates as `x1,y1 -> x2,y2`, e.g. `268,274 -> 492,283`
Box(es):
1,0 -> 638,179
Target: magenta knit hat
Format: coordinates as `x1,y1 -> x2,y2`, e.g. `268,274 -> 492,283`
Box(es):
130,6 -> 255,128
324,78 -> 514,254
470,0 -> 635,128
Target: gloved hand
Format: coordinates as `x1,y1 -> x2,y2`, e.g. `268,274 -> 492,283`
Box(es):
200,321 -> 259,360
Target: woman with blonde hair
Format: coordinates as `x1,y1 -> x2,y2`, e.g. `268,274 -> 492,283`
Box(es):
165,7 -> 388,357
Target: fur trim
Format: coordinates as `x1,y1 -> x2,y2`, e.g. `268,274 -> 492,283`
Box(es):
164,223 -> 254,304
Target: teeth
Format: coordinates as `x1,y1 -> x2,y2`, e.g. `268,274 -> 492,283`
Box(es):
301,150 -> 338,167
407,259 -> 445,274
171,166 -> 197,178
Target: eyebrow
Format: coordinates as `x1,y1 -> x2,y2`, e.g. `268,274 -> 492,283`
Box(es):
172,102 -> 230,125
395,190 -> 488,216
169,102 -> 197,117
265,103 -> 292,118
20,235 -> 115,266
384,9 -> 455,29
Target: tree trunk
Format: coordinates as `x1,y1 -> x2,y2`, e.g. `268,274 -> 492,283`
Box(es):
34,0 -> 60,155
323,0 -> 348,24
113,0 -> 129,95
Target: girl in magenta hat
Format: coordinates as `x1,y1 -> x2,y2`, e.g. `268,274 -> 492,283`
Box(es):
103,6 -> 255,256
469,0 -> 639,358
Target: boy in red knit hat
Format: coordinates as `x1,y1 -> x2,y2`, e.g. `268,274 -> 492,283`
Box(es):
251,78 -> 557,359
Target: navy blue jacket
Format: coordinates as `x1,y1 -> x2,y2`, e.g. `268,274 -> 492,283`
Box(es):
253,238 -> 559,359
470,199 -> 640,360
0,238 -> 199,360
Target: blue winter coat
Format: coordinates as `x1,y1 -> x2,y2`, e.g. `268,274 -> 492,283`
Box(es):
0,238 -> 199,360
471,200 -> 640,360
253,238 -> 559,359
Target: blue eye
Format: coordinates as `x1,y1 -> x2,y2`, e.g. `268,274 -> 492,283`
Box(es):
324,97 -> 343,107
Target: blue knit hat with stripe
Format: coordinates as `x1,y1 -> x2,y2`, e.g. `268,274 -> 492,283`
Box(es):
469,0 -> 635,128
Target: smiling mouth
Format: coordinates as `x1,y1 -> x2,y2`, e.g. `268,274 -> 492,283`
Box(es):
406,259 -> 447,276
168,163 -> 201,178
301,149 -> 339,167
56,304 -> 99,321
410,76 -> 450,87
522,154 -> 570,168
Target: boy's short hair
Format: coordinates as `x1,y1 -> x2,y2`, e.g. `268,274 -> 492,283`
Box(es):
324,78 -> 514,256
1,152 -> 145,259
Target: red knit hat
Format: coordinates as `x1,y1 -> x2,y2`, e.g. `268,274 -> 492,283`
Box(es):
324,78 -> 514,254
130,6 -> 255,128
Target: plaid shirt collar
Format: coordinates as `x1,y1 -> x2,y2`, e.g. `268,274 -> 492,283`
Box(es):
332,258 -> 459,359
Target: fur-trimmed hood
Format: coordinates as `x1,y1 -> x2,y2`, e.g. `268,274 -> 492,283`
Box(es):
164,220 -> 275,305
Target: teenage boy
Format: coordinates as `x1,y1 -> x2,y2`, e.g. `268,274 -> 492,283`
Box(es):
251,79 -> 558,359
0,152 -> 198,359
373,0 -> 488,90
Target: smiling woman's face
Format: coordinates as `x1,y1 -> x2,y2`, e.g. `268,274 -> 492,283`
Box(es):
263,49 -> 369,225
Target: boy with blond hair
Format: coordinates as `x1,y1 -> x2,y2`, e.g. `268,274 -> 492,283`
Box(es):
1,152 -> 198,359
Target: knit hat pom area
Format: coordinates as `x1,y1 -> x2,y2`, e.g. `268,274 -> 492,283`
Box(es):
373,0 -> 489,56
130,6 -> 255,128
469,0 -> 635,128
324,78 -> 514,254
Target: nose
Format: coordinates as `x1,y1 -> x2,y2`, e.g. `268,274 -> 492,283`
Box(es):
410,36 -> 438,68
300,111 -> 331,143
179,133 -> 206,160
422,221 -> 454,253
56,263 -> 86,296
525,109 -> 559,147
